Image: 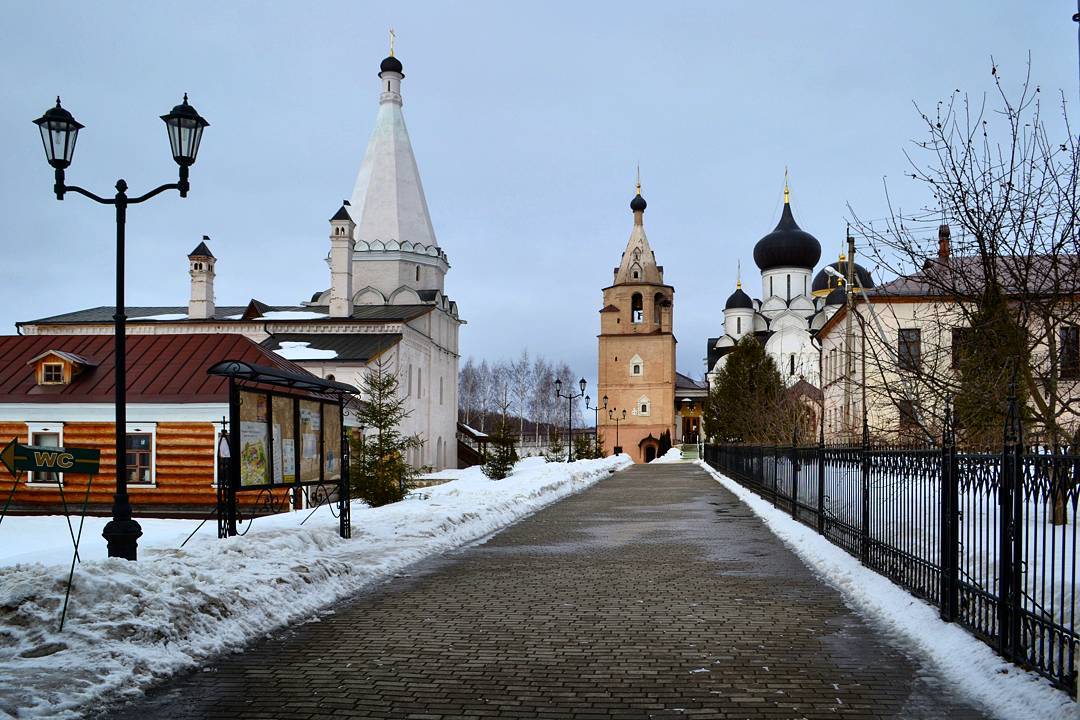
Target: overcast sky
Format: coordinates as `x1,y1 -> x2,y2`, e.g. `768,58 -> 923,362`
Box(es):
2,1 -> 1078,390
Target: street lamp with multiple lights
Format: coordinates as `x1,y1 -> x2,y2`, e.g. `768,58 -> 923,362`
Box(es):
33,95 -> 209,561
554,377 -> 587,463
608,408 -> 627,456
584,394 -> 607,458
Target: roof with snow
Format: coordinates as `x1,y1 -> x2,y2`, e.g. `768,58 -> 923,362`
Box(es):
20,303 -> 433,327
260,333 -> 401,362
0,334 -> 313,403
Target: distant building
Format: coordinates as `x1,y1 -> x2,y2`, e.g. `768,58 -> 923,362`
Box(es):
19,50 -> 462,471
597,183 -> 704,462
0,333 -> 313,515
705,181 -> 873,433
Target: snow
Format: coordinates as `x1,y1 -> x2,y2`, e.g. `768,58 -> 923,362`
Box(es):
651,447 -> 685,463
127,313 -> 188,321
697,460 -> 1079,720
0,454 -> 631,719
271,341 -> 338,360
258,310 -> 329,320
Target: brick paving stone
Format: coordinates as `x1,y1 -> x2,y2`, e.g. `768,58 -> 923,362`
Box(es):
100,464 -> 987,719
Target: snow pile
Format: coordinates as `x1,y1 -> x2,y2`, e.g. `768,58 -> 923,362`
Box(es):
257,310 -> 329,320
697,461 -> 1079,720
271,341 -> 338,360
128,313 -> 188,321
651,447 -> 684,463
0,454 -> 630,719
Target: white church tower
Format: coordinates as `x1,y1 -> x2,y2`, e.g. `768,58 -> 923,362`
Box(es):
187,238 -> 215,320
338,48 -> 450,306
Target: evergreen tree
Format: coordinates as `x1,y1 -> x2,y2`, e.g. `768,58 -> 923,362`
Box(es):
954,288 -> 1030,448
482,417 -> 518,479
573,433 -> 593,461
704,335 -> 789,444
545,427 -> 566,463
593,429 -> 606,458
658,429 -> 672,456
350,359 -> 422,506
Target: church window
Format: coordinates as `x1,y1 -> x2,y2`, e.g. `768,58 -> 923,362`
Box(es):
416,265 -> 421,282
736,317 -> 741,334
786,275 -> 791,301
633,271 -> 639,279
803,276 -> 808,296
631,293 -> 643,323
641,403 -> 647,413
387,81 -> 391,91
633,364 -> 641,376
769,277 -> 774,297
418,368 -> 422,398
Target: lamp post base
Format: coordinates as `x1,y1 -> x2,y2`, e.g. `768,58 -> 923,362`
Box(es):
102,518 -> 142,561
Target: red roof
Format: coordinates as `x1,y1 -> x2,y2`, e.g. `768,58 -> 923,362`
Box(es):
0,334 -> 317,403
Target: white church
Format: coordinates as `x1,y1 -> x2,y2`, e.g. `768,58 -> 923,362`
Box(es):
705,181 -> 873,395
20,49 -> 463,470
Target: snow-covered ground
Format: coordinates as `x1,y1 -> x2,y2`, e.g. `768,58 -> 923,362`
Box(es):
650,447 -> 685,464
0,454 -> 630,719
698,460 -> 1079,720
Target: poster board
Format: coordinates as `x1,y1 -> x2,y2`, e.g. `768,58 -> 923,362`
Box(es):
239,390 -> 269,487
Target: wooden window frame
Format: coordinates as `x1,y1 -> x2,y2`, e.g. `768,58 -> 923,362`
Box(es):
898,329 -> 921,372
125,423 -> 157,487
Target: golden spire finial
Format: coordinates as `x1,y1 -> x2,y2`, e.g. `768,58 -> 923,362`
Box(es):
389,27 -> 396,57
839,249 -> 846,262
736,260 -> 742,289
635,163 -> 641,195
783,166 -> 790,205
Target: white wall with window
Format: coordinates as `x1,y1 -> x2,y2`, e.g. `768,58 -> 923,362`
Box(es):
25,422 -> 63,485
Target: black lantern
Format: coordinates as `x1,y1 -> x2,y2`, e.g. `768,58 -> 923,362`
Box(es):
579,378 -> 587,395
33,98 -> 83,170
554,378 -> 561,395
160,94 -> 209,167
602,395 -> 608,408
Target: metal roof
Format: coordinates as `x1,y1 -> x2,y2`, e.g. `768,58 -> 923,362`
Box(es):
260,333 -> 401,362
19,303 -> 433,326
0,334 -> 314,403
207,360 -> 359,396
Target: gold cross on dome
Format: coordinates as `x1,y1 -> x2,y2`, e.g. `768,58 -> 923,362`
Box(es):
389,27 -> 396,56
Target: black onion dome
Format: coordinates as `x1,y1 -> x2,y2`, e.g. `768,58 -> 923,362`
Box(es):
752,203 -> 822,271
825,285 -> 847,306
811,260 -> 874,296
724,287 -> 753,310
380,55 -> 403,74
630,193 -> 647,212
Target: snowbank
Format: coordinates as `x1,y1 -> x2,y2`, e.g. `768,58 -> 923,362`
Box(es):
0,455 -> 630,719
651,447 -> 684,463
697,460 -> 1079,720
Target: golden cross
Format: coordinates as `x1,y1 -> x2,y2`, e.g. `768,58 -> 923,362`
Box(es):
635,163 -> 641,194
389,27 -> 396,56
784,166 -> 790,204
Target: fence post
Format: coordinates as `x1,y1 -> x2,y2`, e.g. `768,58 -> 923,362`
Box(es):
998,379 -> 1023,661
860,417 -> 870,565
772,443 -> 779,507
940,400 -> 959,622
791,423 -> 800,520
817,423 -> 825,534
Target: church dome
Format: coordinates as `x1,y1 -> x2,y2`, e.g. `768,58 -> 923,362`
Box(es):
380,55 -> 403,74
753,203 -> 821,271
824,285 -> 847,306
811,259 -> 874,297
630,193 -> 647,212
724,286 -> 753,310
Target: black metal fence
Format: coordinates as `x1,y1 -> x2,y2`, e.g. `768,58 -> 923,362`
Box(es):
703,406 -> 1079,694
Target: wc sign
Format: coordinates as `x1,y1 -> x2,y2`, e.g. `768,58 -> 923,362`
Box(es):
0,438 -> 101,476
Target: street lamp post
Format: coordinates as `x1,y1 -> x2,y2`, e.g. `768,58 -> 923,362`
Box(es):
33,95 -> 209,561
554,377 -> 586,463
608,408 -> 627,455
584,394 -> 608,458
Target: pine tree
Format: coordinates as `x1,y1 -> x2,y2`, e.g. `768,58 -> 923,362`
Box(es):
350,359 -> 422,506
545,427 -> 566,463
658,429 -> 672,456
482,417 -> 518,479
573,433 -> 593,461
704,335 -> 789,444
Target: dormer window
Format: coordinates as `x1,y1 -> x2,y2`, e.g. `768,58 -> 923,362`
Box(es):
42,363 -> 64,384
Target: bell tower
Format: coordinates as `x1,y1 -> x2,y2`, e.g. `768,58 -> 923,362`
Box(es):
597,181 -> 677,463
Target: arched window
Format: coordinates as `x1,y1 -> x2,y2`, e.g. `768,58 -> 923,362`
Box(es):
630,354 -> 643,377
786,274 -> 791,301
736,317 -> 741,334
631,293 -> 643,323
769,276 -> 774,297
653,293 -> 663,324
415,265 -> 421,282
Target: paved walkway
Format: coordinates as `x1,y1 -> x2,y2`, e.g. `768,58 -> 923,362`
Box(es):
104,463 -> 985,719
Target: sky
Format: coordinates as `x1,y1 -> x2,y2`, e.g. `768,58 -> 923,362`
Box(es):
1,1 -> 1078,392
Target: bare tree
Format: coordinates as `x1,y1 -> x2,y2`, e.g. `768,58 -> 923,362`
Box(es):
510,349 -> 534,443
850,60 -> 1080,447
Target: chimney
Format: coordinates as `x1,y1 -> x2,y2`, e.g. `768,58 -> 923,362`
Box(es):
187,237 -> 216,320
329,203 -> 356,317
938,224 -> 951,260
